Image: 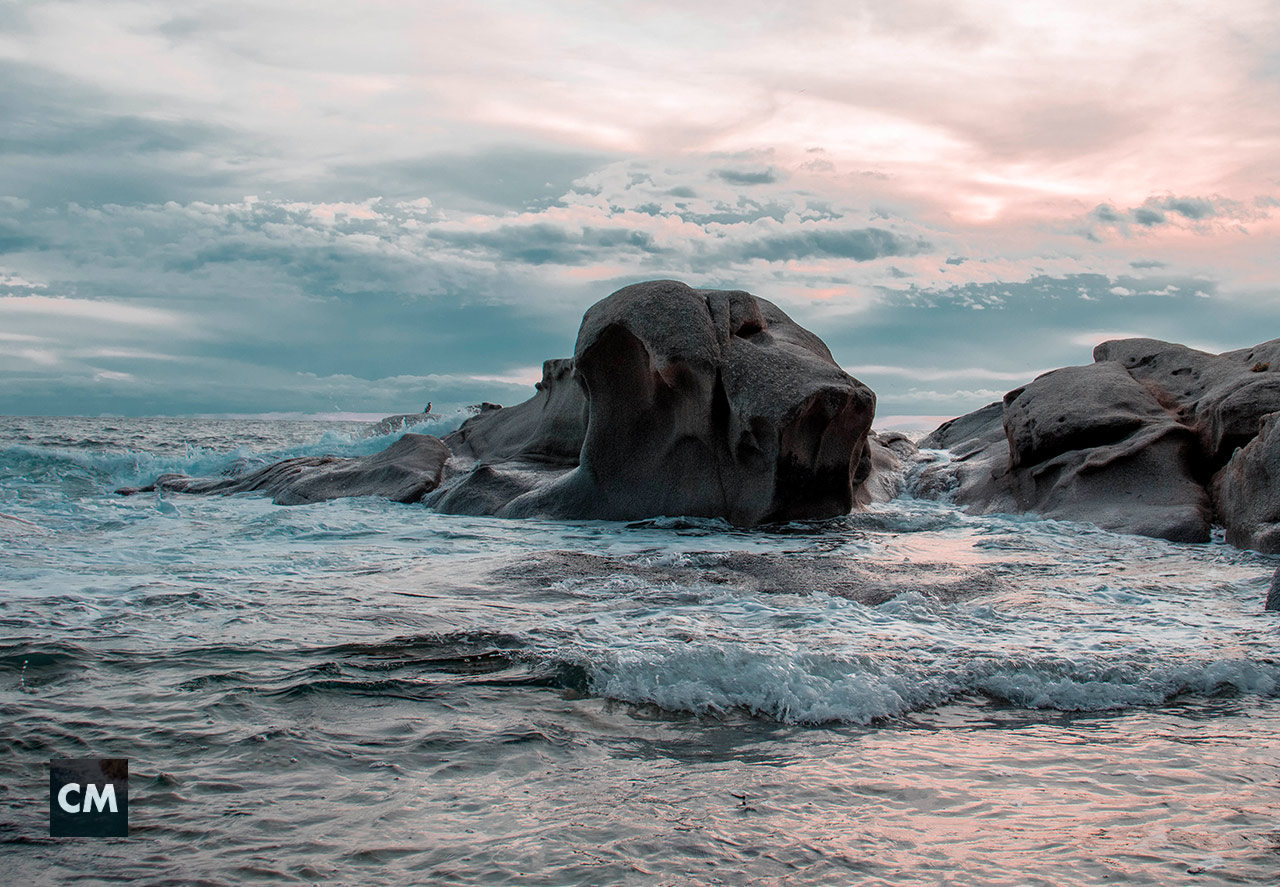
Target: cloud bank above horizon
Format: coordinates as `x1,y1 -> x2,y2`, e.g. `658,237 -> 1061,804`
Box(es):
1,0 -> 1278,418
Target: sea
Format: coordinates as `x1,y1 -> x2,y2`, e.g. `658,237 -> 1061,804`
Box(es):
2,415 -> 1278,886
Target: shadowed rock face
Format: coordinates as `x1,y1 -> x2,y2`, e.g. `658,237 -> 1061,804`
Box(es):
1213,412 -> 1280,553
451,280 -> 876,524
917,337 -> 1280,547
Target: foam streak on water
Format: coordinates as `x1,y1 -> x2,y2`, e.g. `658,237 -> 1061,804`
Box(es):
2,416 -> 1278,885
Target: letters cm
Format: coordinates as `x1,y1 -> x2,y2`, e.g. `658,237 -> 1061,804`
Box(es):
57,783 -> 118,814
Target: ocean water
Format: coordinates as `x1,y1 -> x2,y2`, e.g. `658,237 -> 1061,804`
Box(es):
2,415 -> 1278,885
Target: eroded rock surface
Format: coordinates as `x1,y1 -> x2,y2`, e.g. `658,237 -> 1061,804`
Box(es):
918,337 -> 1280,546
441,280 -> 876,524
1093,338 -> 1280,462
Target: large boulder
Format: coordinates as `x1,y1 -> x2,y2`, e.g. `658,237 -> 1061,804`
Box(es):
438,280 -> 877,525
1000,362 -> 1210,541
120,433 -> 451,505
918,337 -> 1280,546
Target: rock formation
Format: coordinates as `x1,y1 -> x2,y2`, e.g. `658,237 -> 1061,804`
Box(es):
368,412 -> 441,436
442,359 -> 585,465
119,433 -> 451,505
858,431 -> 918,505
917,337 -> 1280,547
434,280 -> 877,524
1212,411 -> 1280,552
121,280 -> 880,525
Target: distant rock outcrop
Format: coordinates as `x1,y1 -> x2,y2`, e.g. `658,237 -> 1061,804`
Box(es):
917,337 -> 1280,547
369,413 -> 441,436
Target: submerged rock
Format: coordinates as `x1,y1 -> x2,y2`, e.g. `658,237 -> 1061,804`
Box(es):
918,337 -> 1280,547
120,433 -> 450,505
484,548 -> 1002,607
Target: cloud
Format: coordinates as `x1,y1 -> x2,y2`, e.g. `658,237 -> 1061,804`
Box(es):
2,171 -> 1275,416
429,221 -> 668,266
894,387 -> 1006,402
844,364 -> 1047,382
733,227 -> 926,263
2,1 -> 1280,415
333,146 -> 613,210
0,60 -> 257,206
0,295 -> 180,327
1085,193 -> 1274,235
714,167 -> 780,186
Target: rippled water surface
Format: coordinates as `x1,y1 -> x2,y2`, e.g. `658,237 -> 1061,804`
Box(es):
2,416 -> 1278,885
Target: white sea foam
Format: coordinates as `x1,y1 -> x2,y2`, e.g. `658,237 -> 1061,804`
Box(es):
582,643 -> 1280,723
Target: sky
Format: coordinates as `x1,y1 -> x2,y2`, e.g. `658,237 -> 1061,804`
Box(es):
1,0 -> 1278,421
